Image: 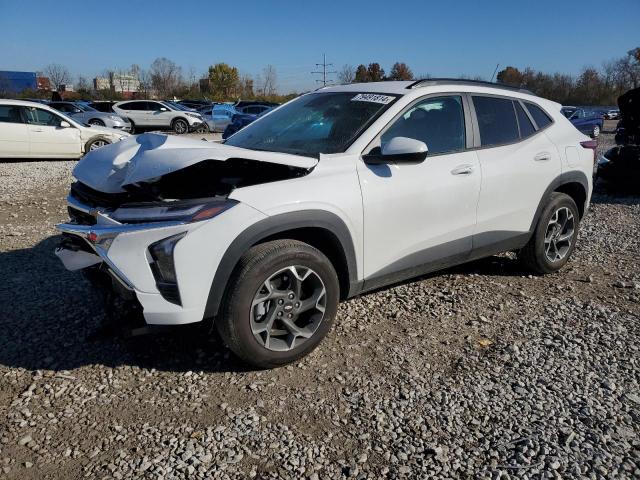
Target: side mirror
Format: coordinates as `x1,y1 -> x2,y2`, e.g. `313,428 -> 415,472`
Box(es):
59,121 -> 71,128
73,108 -> 82,113
363,137 -> 428,164
159,107 -> 168,112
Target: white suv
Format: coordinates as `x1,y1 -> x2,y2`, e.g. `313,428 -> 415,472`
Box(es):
55,80 -> 595,368
113,100 -> 204,134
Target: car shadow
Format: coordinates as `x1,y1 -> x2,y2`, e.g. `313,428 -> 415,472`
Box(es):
0,235 -> 252,374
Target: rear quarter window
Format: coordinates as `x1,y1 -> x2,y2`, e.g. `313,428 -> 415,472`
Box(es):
472,96 -> 520,147
525,102 -> 553,129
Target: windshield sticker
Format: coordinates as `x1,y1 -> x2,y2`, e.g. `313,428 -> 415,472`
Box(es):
351,93 -> 395,105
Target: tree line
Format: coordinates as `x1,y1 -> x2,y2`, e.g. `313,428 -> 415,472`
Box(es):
9,58 -> 296,103
496,48 -> 639,106
337,48 -> 639,106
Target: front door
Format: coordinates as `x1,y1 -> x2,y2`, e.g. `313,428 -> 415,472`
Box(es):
357,95 -> 481,287
23,106 -> 81,157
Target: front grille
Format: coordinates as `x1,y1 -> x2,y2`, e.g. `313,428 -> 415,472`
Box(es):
70,182 -> 130,209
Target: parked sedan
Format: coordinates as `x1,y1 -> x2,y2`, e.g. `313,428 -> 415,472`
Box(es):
49,101 -> 131,132
604,109 -> 620,120
0,99 -> 129,158
561,107 -> 604,137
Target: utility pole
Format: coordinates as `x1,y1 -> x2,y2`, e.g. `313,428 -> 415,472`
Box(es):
312,53 -> 337,87
491,63 -> 500,82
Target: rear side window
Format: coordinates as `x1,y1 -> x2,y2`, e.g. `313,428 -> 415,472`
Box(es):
0,105 -> 24,123
472,96 -> 519,147
514,101 -> 535,137
525,102 -> 553,129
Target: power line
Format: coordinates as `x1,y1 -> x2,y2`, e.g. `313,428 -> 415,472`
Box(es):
311,53 -> 337,87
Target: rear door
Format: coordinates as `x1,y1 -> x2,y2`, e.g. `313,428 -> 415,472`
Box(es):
117,101 -> 146,126
471,95 -> 561,248
23,106 -> 81,157
0,104 -> 30,157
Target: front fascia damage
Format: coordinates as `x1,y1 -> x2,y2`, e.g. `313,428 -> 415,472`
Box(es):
70,133 -> 317,210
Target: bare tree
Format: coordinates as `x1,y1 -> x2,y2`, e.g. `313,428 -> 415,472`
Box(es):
149,57 -> 183,97
261,65 -> 277,96
44,64 -> 71,90
338,64 -> 355,84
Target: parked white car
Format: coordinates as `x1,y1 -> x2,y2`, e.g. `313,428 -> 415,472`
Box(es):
0,99 -> 130,158
113,100 -> 204,134
55,80 -> 595,368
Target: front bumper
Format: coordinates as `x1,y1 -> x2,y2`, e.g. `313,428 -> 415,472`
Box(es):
54,194 -> 268,325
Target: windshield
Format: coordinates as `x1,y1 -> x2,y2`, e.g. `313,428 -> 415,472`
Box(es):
224,92 -> 398,157
166,101 -> 190,111
76,103 -> 97,112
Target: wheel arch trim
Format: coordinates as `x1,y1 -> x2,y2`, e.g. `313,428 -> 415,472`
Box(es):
530,170 -> 590,231
203,210 -> 359,319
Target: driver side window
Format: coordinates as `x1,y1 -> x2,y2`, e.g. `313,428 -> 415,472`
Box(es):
24,107 -> 63,127
381,96 -> 466,155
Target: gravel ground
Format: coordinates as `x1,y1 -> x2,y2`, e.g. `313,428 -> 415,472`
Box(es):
0,125 -> 638,479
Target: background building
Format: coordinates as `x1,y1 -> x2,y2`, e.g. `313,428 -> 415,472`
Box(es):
93,72 -> 140,97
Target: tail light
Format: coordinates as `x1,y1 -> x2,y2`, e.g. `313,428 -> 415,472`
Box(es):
580,140 -> 598,164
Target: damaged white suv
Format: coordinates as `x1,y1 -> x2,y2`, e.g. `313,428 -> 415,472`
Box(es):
55,80 -> 595,368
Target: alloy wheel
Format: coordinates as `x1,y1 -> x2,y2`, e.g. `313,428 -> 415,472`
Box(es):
174,120 -> 187,134
250,266 -> 327,352
89,140 -> 107,151
544,207 -> 575,262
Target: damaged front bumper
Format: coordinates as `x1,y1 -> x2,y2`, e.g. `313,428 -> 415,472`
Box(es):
54,192 -> 269,326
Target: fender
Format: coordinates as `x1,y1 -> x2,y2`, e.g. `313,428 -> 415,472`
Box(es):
203,210 -> 359,319
529,170 -> 590,232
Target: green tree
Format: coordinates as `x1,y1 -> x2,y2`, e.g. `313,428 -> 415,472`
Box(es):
208,63 -> 240,100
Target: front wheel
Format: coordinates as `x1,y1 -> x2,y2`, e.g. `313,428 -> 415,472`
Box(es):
519,192 -> 580,274
217,240 -> 339,368
89,119 -> 105,127
172,118 -> 188,134
85,137 -> 111,152
592,125 -> 600,137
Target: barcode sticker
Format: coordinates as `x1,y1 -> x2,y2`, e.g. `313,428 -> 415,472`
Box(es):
351,93 -> 395,104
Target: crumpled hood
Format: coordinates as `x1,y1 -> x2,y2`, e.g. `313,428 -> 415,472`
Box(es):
73,133 -> 318,193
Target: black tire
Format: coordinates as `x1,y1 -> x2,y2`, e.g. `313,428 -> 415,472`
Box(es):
85,137 -> 111,152
195,122 -> 210,134
127,119 -> 135,134
520,192 -> 580,274
89,119 -> 105,127
217,240 -> 339,368
172,118 -> 188,134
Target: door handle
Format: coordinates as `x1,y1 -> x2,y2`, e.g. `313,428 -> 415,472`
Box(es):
451,164 -> 474,175
31,128 -> 44,132
534,152 -> 552,162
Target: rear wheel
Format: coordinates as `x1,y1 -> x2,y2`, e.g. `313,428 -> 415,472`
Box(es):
520,192 -> 580,274
127,119 -> 135,134
592,125 -> 600,137
217,240 -> 339,368
172,118 -> 188,134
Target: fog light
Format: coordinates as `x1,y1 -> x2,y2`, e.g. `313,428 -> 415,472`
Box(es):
148,233 -> 186,305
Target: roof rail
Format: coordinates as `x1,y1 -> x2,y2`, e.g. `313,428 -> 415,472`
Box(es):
406,78 -> 535,95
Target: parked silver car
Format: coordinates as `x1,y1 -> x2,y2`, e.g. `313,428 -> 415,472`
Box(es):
48,101 -> 131,132
113,100 -> 204,134
202,105 -> 239,132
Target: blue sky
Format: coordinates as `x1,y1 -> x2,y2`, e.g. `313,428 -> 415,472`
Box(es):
1,0 -> 638,93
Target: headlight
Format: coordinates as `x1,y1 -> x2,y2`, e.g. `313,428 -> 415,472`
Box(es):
110,199 -> 236,224
185,112 -> 201,119
109,115 -> 121,121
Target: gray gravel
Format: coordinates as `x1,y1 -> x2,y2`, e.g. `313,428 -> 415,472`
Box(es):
0,126 -> 638,479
